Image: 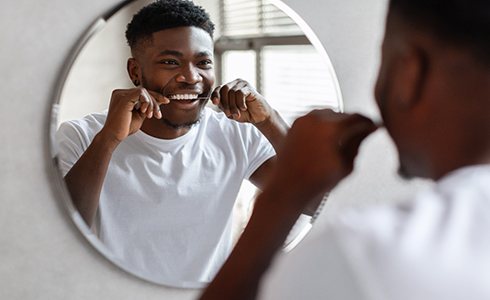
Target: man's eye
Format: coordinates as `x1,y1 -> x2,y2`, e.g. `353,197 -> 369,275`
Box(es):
159,59 -> 178,65
198,59 -> 213,68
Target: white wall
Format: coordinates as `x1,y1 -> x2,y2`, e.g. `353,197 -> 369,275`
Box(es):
0,0 -> 429,299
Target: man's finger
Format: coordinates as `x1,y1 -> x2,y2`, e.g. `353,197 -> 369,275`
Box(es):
148,89 -> 170,105
228,87 -> 240,119
211,86 -> 221,106
219,84 -> 232,117
136,92 -> 149,113
338,120 -> 378,163
236,89 -> 248,112
152,98 -> 162,119
338,116 -> 377,146
139,92 -> 153,118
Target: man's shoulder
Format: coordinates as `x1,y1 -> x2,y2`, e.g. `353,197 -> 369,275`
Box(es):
334,164 -> 490,250
58,111 -> 107,134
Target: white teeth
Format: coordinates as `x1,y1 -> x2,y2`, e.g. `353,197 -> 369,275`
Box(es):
169,94 -> 199,100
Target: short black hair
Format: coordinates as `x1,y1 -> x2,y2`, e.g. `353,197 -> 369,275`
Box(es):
125,0 -> 215,49
390,0 -> 490,64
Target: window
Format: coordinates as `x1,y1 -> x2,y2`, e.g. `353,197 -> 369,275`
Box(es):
215,0 -> 340,125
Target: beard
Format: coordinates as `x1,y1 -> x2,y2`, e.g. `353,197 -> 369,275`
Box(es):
159,98 -> 209,129
160,110 -> 203,129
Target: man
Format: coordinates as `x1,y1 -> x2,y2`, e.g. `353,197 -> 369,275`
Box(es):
201,0 -> 490,299
56,0 -> 289,284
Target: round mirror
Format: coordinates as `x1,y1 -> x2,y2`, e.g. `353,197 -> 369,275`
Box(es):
50,0 -> 342,288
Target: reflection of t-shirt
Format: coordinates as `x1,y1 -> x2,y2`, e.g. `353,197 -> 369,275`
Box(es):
260,165 -> 490,300
56,107 -> 275,288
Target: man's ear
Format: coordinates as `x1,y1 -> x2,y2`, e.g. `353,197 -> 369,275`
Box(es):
127,58 -> 141,86
393,46 -> 428,109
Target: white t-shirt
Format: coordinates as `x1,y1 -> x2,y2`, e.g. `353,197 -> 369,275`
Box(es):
56,107 -> 275,287
259,165 -> 490,300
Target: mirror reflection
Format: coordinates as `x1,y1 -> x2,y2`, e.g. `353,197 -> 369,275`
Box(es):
52,0 -> 342,288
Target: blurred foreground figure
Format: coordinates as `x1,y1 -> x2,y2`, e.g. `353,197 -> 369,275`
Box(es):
201,0 -> 490,299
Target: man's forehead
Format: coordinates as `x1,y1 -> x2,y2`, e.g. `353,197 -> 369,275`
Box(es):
132,26 -> 213,58
152,27 -> 213,47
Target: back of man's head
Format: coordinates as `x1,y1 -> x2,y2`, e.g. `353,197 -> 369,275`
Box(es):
379,0 -> 490,179
125,0 -> 215,50
390,0 -> 490,66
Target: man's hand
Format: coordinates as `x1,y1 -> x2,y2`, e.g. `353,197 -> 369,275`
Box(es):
211,79 -> 273,124
100,87 -> 169,143
270,109 -> 378,210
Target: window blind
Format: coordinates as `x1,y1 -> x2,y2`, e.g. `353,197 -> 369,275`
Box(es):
219,0 -> 303,37
262,45 -> 340,124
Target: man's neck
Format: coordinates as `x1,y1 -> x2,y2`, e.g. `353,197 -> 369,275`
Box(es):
140,118 -> 194,139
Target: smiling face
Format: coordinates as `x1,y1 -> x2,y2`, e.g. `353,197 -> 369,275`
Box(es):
128,26 -> 215,130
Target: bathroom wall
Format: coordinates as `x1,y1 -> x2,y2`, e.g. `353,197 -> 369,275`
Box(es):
0,0 -> 428,299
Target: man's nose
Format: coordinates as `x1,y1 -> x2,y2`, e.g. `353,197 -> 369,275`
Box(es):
176,64 -> 202,84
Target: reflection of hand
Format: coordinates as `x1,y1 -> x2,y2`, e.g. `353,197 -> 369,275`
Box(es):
211,79 -> 272,124
271,109 -> 378,208
101,88 -> 169,143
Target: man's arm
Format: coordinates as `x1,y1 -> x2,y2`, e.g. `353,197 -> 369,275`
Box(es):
64,131 -> 120,227
211,78 -> 287,185
200,109 -> 377,300
63,88 -> 167,226
253,109 -> 289,152
247,109 -> 288,189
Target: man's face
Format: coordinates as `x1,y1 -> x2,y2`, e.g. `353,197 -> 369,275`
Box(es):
133,26 -> 215,128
